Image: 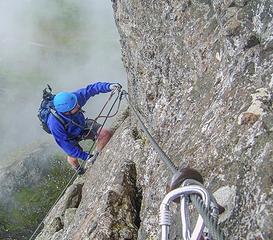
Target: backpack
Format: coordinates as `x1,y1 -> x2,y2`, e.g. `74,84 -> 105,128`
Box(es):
37,85 -> 67,134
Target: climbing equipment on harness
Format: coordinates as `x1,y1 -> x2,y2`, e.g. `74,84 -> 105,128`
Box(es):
160,177 -> 221,240
160,184 -> 209,240
122,90 -> 225,240
84,87 -> 124,158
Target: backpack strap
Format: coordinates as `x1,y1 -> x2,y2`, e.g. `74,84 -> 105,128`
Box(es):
49,109 -> 87,142
49,108 -> 68,130
70,119 -> 85,130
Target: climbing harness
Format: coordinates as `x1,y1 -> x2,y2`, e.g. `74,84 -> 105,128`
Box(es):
122,90 -> 225,240
29,88 -> 123,240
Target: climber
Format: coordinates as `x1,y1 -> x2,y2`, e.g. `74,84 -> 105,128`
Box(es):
47,82 -> 122,175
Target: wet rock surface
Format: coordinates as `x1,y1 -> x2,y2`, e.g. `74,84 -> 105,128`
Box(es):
36,0 -> 273,239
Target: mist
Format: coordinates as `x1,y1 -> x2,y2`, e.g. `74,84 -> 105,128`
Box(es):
0,0 -> 127,166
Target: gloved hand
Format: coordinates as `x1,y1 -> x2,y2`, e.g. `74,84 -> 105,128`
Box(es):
75,165 -> 85,175
110,83 -> 122,91
86,154 -> 93,163
87,151 -> 100,165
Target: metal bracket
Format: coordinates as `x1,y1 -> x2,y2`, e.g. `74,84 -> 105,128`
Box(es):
166,167 -> 203,203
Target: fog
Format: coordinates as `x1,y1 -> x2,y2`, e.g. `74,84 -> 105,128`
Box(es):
0,0 -> 127,166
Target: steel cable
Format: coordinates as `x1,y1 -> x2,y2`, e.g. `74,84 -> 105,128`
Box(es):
123,91 -> 178,174
123,90 -> 225,240
190,194 -> 224,240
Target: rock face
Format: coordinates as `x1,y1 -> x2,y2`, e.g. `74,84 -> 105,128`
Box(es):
36,122 -> 144,240
36,0 -> 273,239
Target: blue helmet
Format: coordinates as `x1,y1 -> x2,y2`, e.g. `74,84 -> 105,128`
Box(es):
53,92 -> 77,113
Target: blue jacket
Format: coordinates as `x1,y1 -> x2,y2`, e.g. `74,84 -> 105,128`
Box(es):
47,82 -> 112,160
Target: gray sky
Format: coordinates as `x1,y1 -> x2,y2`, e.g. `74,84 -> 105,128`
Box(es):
0,0 -> 127,165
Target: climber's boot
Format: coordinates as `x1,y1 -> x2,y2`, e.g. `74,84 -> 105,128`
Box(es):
75,165 -> 85,175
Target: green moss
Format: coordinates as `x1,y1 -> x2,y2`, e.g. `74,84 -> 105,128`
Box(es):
0,155 -> 74,239
0,205 -> 10,233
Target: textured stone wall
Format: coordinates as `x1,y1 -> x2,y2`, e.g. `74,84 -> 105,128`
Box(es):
36,0 -> 273,239
113,0 -> 273,239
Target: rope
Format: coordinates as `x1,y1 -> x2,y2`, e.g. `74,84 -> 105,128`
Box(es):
123,90 -> 225,240
86,89 -> 123,156
95,89 -> 124,119
29,89 -> 122,240
82,89 -> 116,140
